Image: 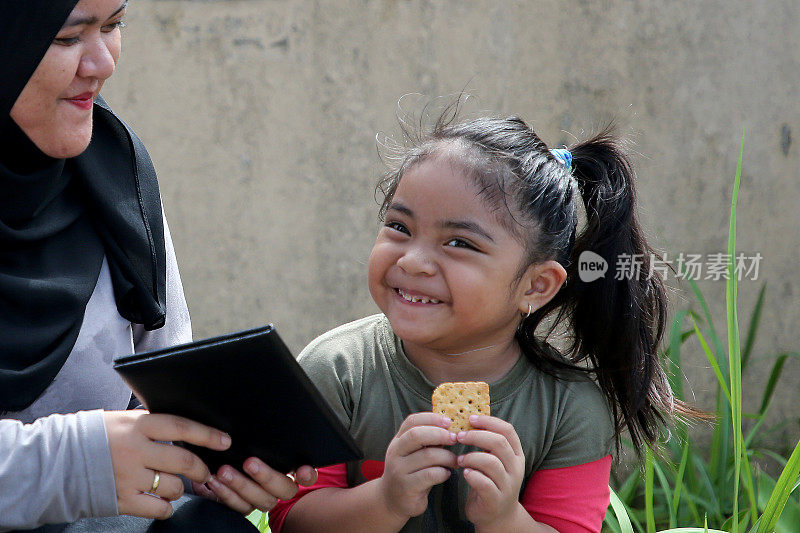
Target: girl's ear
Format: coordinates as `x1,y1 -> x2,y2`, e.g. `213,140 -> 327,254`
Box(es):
518,260 -> 567,314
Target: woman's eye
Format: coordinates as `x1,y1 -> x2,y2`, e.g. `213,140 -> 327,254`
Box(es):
102,20 -> 126,32
54,36 -> 80,46
446,238 -> 476,250
53,19 -> 124,45
385,221 -> 410,235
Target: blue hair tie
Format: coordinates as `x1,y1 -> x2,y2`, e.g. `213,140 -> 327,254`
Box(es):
550,148 -> 572,170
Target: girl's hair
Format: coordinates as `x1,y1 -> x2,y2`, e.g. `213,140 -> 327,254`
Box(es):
377,106 -> 700,454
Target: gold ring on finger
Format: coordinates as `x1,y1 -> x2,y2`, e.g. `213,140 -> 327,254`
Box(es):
150,471 -> 160,494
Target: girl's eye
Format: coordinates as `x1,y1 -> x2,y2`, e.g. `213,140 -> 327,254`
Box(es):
385,221 -> 410,235
445,238 -> 476,250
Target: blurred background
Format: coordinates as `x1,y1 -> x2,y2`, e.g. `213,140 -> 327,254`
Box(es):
106,1 -> 799,449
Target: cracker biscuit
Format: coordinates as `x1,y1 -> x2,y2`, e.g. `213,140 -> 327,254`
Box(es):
431,381 -> 490,432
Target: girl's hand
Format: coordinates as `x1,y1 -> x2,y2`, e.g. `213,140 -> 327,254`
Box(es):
456,415 -> 525,529
200,461 -> 318,514
377,412 -> 458,520
104,410 -> 232,519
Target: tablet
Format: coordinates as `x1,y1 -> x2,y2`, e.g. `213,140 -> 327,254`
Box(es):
113,324 -> 363,474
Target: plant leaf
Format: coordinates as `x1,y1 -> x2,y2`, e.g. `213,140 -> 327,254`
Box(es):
652,456 -> 677,527
608,486 -> 636,533
726,127 -> 747,532
667,309 -> 691,399
755,470 -> 800,533
755,437 -> 800,533
741,283 -> 766,372
671,439 -> 690,518
691,319 -> 731,404
658,526 -> 727,533
646,447 -> 656,533
745,353 -> 799,449
758,352 -> 800,415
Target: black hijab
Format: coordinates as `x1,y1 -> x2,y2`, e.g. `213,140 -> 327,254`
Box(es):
0,0 -> 167,412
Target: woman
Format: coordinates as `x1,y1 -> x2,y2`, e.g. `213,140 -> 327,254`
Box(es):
0,0 -> 315,530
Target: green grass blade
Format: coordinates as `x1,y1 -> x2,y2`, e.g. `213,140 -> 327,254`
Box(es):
692,453 -> 724,522
670,428 -> 703,525
608,486 -> 636,533
672,438 -> 691,520
745,353 -> 796,448
667,309 -> 692,399
627,505 -> 647,533
755,470 -> 800,533
724,129 -> 759,527
683,459 -> 704,525
740,441 -> 759,528
645,447 -> 655,533
755,437 -> 800,533
711,394 -> 732,476
686,277 -> 728,378
687,278 -> 731,487
726,128 -> 745,533
658,527 -> 727,533
721,508 -> 752,531
618,468 -> 642,503
744,415 -> 769,451
603,511 -> 623,533
691,319 -> 731,404
652,457 -> 677,527
741,283 -> 766,372
758,449 -> 790,468
758,353 -> 799,414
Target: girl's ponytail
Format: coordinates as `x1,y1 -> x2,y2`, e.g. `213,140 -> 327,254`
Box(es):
558,126 -> 693,451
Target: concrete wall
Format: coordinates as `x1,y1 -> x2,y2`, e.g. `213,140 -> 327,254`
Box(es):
105,0 -> 799,442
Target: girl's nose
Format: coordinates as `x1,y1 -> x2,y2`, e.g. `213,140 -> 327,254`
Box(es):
397,247 -> 436,276
78,38 -> 117,81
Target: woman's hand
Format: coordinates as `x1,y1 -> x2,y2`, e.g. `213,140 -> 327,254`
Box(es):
104,410 -> 232,519
456,415 -> 526,529
376,412 -> 458,520
197,460 -> 318,514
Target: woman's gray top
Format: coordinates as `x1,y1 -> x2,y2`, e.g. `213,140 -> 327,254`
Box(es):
0,219 -> 191,531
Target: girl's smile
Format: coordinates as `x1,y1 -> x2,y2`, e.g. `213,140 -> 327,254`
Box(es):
394,288 -> 442,305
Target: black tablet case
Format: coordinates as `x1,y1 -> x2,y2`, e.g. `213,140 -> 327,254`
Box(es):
113,325 -> 363,474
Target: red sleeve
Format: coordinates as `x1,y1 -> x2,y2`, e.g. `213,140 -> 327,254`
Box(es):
267,463 -> 349,532
521,455 -> 612,533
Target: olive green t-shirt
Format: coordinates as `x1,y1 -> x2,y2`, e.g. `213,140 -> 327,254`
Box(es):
299,314 -> 614,532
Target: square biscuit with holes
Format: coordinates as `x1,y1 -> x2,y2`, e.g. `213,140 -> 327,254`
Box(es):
431,381 -> 490,432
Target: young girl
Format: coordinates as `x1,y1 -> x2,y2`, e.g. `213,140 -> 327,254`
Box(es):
269,111 -> 689,532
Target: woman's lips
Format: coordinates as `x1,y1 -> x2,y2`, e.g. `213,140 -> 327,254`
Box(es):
65,92 -> 94,110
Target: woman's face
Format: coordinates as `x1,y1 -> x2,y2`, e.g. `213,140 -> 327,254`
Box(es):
9,0 -> 126,158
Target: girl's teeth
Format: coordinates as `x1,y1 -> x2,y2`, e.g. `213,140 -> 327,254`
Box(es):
399,289 -> 439,304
